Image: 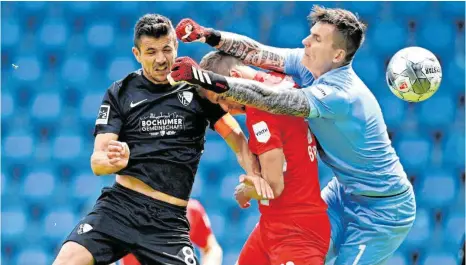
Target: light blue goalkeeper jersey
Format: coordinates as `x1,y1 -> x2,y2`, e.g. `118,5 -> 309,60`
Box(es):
285,48 -> 411,196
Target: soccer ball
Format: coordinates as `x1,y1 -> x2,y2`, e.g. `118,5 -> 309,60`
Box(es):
386,47 -> 442,102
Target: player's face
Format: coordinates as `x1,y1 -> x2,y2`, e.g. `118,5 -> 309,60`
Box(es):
301,22 -> 344,78
202,89 -> 245,115
132,34 -> 178,84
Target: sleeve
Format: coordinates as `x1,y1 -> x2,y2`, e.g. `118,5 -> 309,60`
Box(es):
301,84 -> 351,119
199,96 -> 228,131
93,83 -> 124,136
283,48 -> 315,87
187,200 -> 213,249
247,110 -> 283,155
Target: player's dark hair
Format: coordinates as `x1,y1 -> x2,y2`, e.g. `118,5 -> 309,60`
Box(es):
308,5 -> 367,63
134,14 -> 175,49
200,51 -> 244,76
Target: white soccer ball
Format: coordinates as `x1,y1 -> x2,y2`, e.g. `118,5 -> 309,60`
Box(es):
386,46 -> 442,102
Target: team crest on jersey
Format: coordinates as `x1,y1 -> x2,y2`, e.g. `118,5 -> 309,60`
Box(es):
178,91 -> 193,106
140,112 -> 185,137
77,223 -> 93,234
252,121 -> 271,143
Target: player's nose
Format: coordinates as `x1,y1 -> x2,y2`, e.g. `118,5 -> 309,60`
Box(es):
302,35 -> 311,47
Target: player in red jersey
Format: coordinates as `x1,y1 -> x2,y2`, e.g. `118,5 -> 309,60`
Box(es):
117,199 -> 222,265
198,51 -> 330,265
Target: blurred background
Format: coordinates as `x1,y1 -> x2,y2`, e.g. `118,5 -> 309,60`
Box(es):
1,1 -> 465,265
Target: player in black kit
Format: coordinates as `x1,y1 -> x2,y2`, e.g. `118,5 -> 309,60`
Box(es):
52,14 -> 274,265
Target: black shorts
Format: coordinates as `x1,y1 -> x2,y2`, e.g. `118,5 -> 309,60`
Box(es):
64,183 -> 199,265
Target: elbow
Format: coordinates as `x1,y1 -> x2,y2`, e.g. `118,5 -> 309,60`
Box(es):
270,177 -> 285,198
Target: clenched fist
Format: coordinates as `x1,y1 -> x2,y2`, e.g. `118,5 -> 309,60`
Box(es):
175,18 -> 221,47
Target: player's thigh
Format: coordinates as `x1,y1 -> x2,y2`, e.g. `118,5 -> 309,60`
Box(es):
237,223 -> 269,265
135,207 -> 200,265
321,177 -> 345,260
334,190 -> 416,265
59,213 -> 130,265
53,241 -> 94,265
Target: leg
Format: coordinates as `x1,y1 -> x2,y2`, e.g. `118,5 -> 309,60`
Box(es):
267,213 -> 331,265
237,223 -> 269,265
321,177 -> 345,265
333,188 -> 416,265
53,241 -> 94,265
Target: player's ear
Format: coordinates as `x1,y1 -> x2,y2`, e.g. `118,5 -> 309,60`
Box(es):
230,68 -> 242,78
132,47 -> 141,63
333,49 -> 346,64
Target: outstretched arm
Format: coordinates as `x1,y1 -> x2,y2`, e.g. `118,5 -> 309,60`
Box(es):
221,77 -> 311,117
216,31 -> 288,73
176,18 -> 290,72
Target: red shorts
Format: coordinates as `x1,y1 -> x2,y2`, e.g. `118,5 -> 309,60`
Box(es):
238,212 -> 330,265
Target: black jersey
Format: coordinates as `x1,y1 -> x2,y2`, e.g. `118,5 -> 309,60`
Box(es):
94,69 -> 226,200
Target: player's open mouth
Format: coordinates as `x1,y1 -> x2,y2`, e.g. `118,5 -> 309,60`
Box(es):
154,66 -> 168,72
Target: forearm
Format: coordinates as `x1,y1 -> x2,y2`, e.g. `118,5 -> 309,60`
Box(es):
224,131 -> 261,176
222,77 -> 310,117
216,31 -> 286,72
90,151 -> 124,176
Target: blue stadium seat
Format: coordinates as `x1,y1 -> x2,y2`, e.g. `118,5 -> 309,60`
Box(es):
43,208 -> 77,241
2,92 -> 14,120
391,1 -> 431,19
12,55 -> 42,82
395,134 -> 432,173
208,210 -> 226,238
30,92 -> 61,120
2,18 -> 20,47
370,20 -> 408,57
71,171 -> 104,201
443,131 -> 465,168
352,54 -> 381,89
86,22 -> 115,48
39,19 -> 68,47
270,19 -> 308,48
191,172 -> 205,198
418,19 -> 455,56
22,171 -> 56,201
3,131 -> 34,160
445,212 -> 465,247
224,18 -> 258,41
52,135 -> 83,160
2,208 -> 27,239
79,93 -> 103,122
438,1 -> 466,20
107,56 -> 137,82
15,248 -> 51,265
202,140 -> 229,164
386,252 -> 408,265
419,169 -> 457,208
339,1 -> 382,19
1,172 -> 6,195
446,56 -> 465,93
61,56 -> 91,84
403,208 -> 432,248
378,94 -> 408,130
423,252 -> 458,265
417,93 -> 455,129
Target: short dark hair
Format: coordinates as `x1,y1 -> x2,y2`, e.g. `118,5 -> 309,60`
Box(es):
200,51 -> 244,76
134,14 -> 175,48
308,5 -> 367,63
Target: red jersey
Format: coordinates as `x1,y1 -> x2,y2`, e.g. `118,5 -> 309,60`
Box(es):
246,71 -> 327,216
120,199 -> 212,265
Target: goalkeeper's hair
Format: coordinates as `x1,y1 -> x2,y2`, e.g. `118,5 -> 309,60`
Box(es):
200,51 -> 244,76
308,5 -> 367,63
134,14 -> 175,48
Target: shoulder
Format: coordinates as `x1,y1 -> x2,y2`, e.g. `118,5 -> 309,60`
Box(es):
188,199 -> 205,214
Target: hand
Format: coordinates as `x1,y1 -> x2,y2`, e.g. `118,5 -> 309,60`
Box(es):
107,140 -> 130,169
175,18 -> 221,47
168,57 -> 229,93
234,183 -> 252,209
239,174 -> 275,200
